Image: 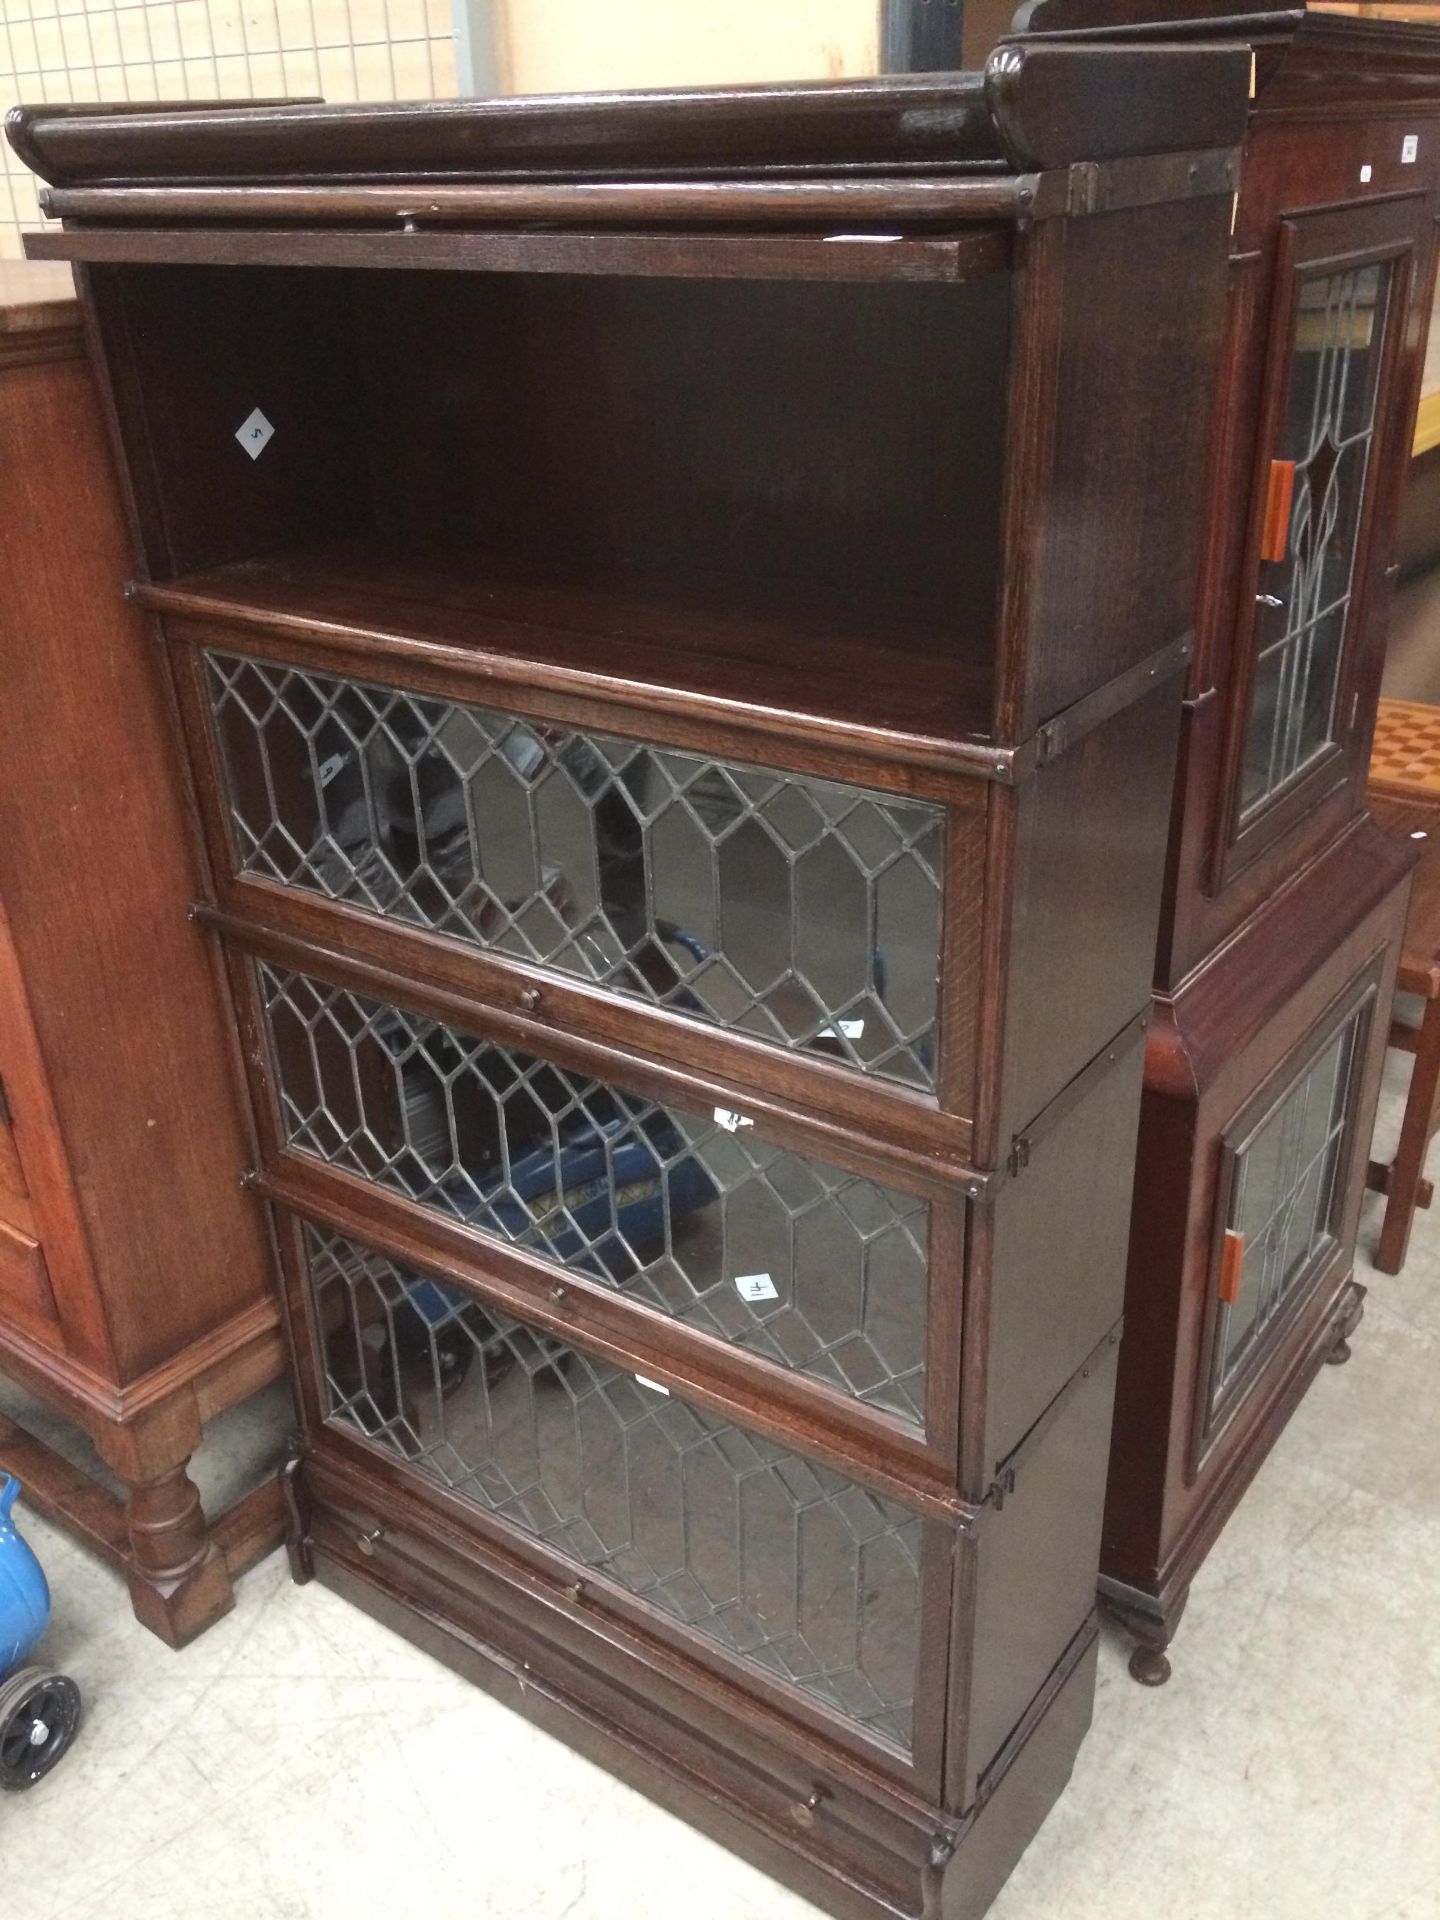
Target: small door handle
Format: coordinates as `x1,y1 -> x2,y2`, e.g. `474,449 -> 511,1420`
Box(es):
356,1526 -> 385,1557
1219,1229 -> 1245,1307
1261,458 -> 1296,565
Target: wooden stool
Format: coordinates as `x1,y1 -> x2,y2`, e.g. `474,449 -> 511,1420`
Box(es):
1367,698 -> 1440,1273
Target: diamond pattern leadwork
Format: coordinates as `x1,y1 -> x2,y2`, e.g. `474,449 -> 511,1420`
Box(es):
1213,1006 -> 1361,1407
206,651 -> 943,1089
262,965 -> 930,1426
306,1222 -> 923,1750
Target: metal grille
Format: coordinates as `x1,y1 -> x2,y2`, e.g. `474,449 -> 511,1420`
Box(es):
209,652 -> 943,1090
1214,1006 -> 1361,1400
1242,262 -> 1390,817
306,1222 -> 924,1749
1,0 -> 459,261
263,964 -> 931,1426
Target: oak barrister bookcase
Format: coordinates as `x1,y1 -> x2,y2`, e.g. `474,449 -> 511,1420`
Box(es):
0,264 -> 286,1647
1017,0 -> 1440,1684
9,43 -> 1247,1917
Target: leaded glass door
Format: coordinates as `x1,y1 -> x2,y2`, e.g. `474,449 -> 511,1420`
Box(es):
1220,198 -> 1420,881
1197,973 -> 1376,1446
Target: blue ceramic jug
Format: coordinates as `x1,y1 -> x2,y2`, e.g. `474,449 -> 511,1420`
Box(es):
0,1475 -> 50,1677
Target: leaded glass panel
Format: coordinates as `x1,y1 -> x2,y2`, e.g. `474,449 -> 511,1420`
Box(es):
305,1222 -> 923,1750
1211,1008 -> 1361,1407
1241,262 -> 1392,818
206,653 -> 943,1089
262,965 -> 929,1425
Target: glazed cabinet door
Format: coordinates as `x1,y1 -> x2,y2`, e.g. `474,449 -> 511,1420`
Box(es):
1218,195 -> 1424,884
1195,962 -> 1379,1452
287,1212 -> 943,1775
200,646 -> 949,1094
244,954 -> 953,1459
177,635 -> 995,1164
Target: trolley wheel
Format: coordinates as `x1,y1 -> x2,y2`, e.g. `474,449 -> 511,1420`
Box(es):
0,1666 -> 82,1790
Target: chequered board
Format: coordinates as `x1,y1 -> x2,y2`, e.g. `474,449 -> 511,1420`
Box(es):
1369,697 -> 1440,800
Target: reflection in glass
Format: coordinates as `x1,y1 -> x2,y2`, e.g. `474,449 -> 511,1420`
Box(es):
1241,263 -> 1391,817
306,1223 -> 923,1749
1212,1009 -> 1361,1406
206,653 -> 943,1088
263,965 -> 929,1424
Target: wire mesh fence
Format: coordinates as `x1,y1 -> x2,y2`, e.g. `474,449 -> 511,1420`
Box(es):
0,0 -> 459,256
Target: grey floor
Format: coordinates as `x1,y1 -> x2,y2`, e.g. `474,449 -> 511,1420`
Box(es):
4,1053 -> 1438,1920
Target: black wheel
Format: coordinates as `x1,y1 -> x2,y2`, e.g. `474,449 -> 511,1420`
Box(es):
0,1667 -> 82,1789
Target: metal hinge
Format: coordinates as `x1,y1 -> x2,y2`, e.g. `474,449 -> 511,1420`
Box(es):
1066,161 -> 1101,216
980,1324 -> 1123,1515
1006,1009 -> 1149,1180
1034,633 -> 1192,769
984,1463 -> 1019,1513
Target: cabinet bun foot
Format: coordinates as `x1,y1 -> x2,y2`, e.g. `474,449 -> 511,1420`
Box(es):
1127,1644 -> 1172,1687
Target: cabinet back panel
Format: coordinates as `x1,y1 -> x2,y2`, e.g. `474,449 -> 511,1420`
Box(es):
102,264 -> 373,577
355,270 -> 1008,651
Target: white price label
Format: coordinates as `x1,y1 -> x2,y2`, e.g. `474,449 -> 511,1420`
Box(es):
317,751 -> 345,787
734,1272 -> 779,1303
829,1018 -> 865,1040
1403,133 -> 1419,164
714,1108 -> 754,1133
235,407 -> 275,460
634,1374 -> 670,1397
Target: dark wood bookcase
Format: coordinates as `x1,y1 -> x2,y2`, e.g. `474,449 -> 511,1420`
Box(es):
9,43 -> 1246,1915
1016,0 -> 1438,1683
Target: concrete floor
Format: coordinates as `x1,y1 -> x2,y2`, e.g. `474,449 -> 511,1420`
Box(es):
4,1056 -> 1438,1920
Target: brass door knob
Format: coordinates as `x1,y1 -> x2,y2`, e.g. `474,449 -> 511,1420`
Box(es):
790,1786 -> 828,1829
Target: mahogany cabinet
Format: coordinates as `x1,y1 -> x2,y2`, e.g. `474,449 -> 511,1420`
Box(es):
0,263 -> 286,1646
1016,1 -> 1438,1680
9,42 -> 1247,1917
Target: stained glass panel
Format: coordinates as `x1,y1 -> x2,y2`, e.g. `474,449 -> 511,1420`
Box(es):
1212,1008 -> 1361,1406
1241,262 -> 1391,818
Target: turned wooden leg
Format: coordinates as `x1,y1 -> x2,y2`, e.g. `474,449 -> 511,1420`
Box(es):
118,1461 -> 236,1648
1102,1586 -> 1189,1688
94,1405 -> 236,1649
1376,991 -> 1440,1275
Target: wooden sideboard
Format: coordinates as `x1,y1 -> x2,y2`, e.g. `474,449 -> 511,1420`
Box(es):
0,263 -> 286,1646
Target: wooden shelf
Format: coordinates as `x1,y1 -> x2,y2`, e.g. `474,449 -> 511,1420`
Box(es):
138,544 -> 1004,778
